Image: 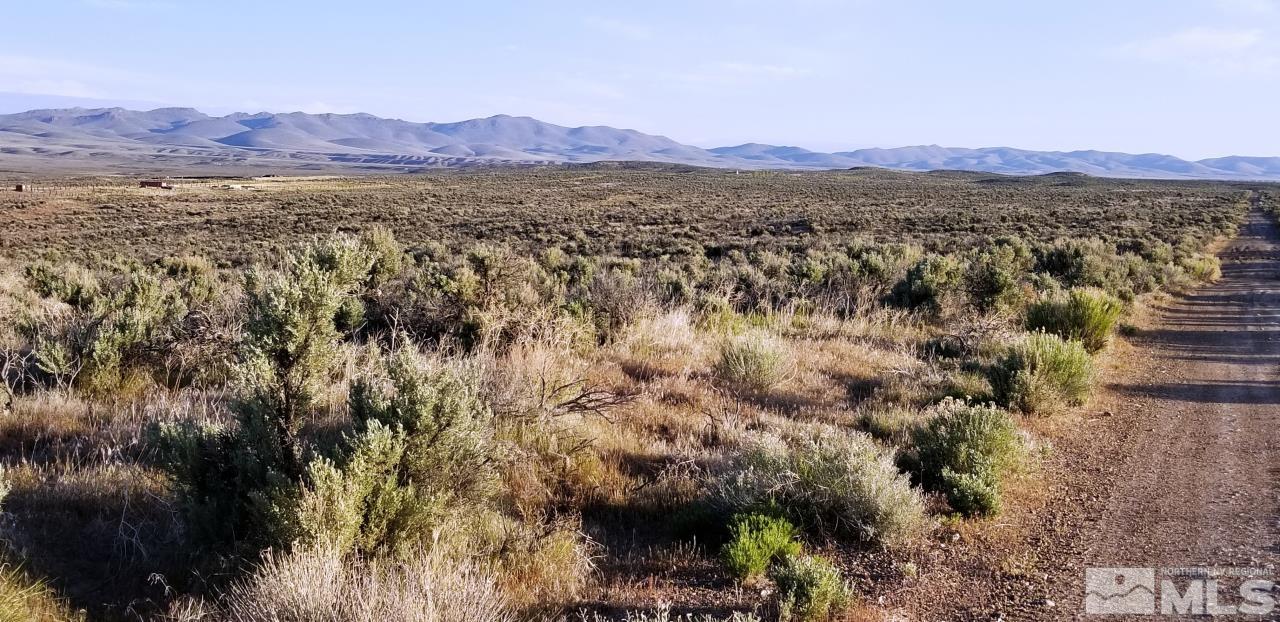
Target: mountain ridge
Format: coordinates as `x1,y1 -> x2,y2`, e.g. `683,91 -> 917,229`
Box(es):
1,106 -> 1278,179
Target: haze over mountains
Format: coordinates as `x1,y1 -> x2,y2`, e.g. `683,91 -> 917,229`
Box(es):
1,106 -> 1278,179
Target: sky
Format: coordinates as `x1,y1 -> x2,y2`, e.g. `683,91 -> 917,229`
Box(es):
0,0 -> 1277,159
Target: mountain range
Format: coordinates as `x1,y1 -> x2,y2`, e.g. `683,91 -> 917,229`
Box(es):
1,106 -> 1278,179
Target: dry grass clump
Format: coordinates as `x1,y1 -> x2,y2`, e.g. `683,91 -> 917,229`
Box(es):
453,510 -> 598,608
222,544 -> 516,622
858,406 -> 928,447
617,308 -> 704,381
713,331 -> 794,394
566,607 -> 762,622
0,564 -> 78,622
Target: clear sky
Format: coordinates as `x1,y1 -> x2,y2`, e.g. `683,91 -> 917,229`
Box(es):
0,0 -> 1276,159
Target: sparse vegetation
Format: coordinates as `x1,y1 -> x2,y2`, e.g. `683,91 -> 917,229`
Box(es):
0,171 -> 1250,620
221,543 -> 515,622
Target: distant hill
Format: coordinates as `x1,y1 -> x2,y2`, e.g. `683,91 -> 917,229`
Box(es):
0,106 -> 1277,179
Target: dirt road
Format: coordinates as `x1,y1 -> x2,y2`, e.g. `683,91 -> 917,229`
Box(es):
911,206 -> 1280,620
1082,206 -> 1280,564
1045,206 -> 1280,618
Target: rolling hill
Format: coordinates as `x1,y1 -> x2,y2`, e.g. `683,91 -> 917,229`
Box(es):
1,106 -> 1277,179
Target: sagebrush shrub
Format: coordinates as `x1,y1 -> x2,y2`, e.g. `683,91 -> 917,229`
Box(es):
23,259 -> 99,308
82,269 -> 189,393
312,346 -> 500,555
914,399 -> 1022,516
1025,288 -> 1123,353
585,266 -> 656,343
964,238 -> 1034,313
152,236 -> 373,549
716,429 -> 925,547
360,226 -> 407,288
770,554 -> 850,622
1035,238 -> 1115,290
160,254 -> 220,304
20,261 -> 192,393
891,255 -> 963,314
721,513 -> 802,582
714,331 -> 792,393
938,468 -> 1000,517
990,331 -> 1094,415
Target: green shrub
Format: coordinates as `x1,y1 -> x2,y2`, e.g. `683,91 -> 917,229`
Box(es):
722,513 -> 802,582
714,331 -> 792,393
770,554 -> 850,622
81,268 -> 189,393
1179,254 -> 1221,283
360,226 -> 407,287
152,236 -> 371,550
891,255 -> 963,314
23,259 -> 99,308
155,236 -> 497,556
716,429 -> 925,547
1035,238 -> 1115,290
1025,288 -> 1123,353
990,332 -> 1094,415
314,346 -> 500,555
19,261 -> 192,393
964,238 -> 1033,313
913,399 -> 1022,516
159,254 -> 220,304
938,468 -> 1001,517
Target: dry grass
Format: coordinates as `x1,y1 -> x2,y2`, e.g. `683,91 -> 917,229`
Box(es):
0,564 -> 79,622
222,544 -> 516,622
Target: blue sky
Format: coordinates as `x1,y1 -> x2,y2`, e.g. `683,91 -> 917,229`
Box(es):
1,0 -> 1277,158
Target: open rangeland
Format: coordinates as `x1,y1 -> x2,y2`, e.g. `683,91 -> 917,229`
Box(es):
0,167 -> 1274,621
